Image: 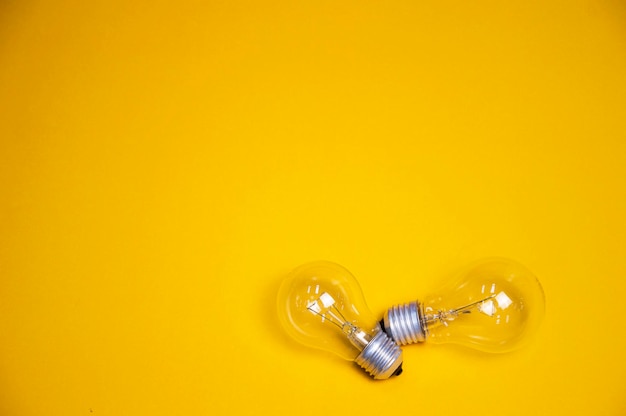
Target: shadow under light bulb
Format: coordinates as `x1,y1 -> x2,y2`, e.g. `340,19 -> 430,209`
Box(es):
381,258 -> 545,352
277,261 -> 403,379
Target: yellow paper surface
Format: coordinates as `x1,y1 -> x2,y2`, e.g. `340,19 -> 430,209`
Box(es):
1,1 -> 625,414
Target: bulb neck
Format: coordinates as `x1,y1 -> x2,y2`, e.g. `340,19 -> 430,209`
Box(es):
381,301 -> 426,345
354,330 -> 404,379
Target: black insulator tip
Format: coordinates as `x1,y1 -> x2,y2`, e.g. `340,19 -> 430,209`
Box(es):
379,319 -> 386,333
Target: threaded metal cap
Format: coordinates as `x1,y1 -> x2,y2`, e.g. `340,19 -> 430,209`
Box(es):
354,330 -> 403,379
383,301 -> 426,345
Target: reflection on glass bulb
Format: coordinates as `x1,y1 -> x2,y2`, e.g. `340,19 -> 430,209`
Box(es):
382,258 -> 545,353
277,261 -> 403,379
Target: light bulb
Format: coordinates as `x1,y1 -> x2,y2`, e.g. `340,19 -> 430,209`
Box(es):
277,261 -> 403,379
381,258 -> 545,352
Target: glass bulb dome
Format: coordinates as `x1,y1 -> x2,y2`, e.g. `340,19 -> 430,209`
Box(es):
383,258 -> 546,353
278,261 -> 403,379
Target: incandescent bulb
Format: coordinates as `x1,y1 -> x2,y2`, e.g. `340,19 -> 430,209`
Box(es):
277,261 -> 403,379
382,258 -> 545,353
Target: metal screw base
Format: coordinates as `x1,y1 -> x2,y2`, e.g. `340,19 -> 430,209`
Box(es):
355,330 -> 403,379
383,301 -> 426,345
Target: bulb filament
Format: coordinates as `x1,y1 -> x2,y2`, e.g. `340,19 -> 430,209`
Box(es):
307,292 -> 371,349
426,294 -> 501,327
307,302 -> 354,331
453,294 -> 497,315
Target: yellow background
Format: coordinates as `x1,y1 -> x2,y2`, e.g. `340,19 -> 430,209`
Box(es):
1,1 -> 625,414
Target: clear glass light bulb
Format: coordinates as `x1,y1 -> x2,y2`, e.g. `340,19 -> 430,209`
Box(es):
381,258 -> 546,353
277,261 -> 404,379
